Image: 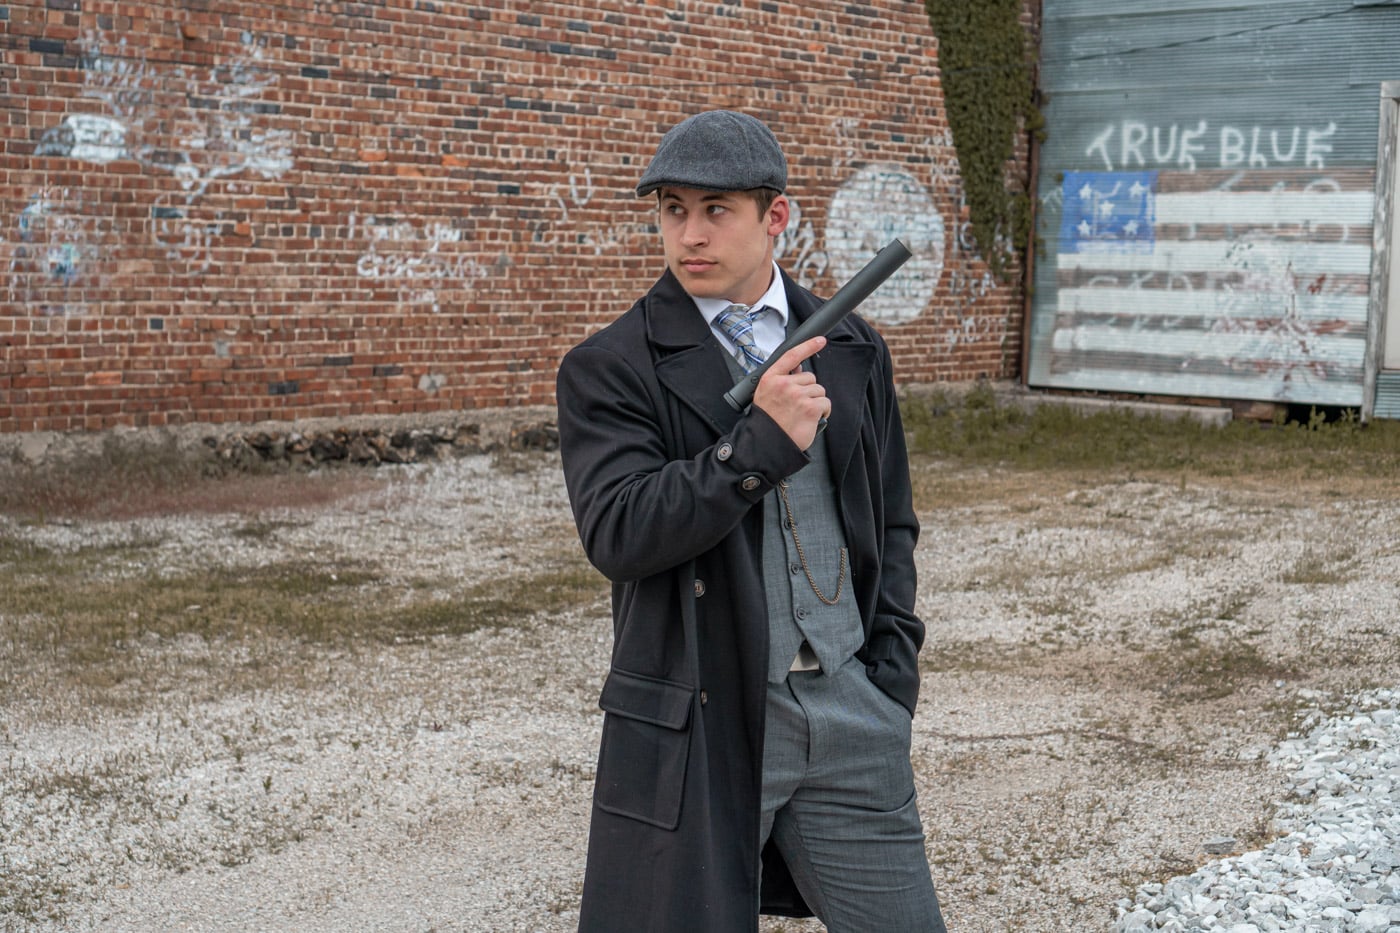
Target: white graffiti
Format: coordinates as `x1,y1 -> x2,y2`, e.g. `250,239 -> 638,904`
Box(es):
28,32 -> 293,277
1087,120 -> 1338,173
1068,175 -> 1362,396
1202,230 -> 1351,390
774,198 -> 828,289
830,116 -> 865,171
38,114 -> 128,163
349,214 -> 486,313
918,139 -> 1016,352
4,188 -> 108,315
537,158 -> 657,258
825,164 -> 945,325
74,33 -> 294,184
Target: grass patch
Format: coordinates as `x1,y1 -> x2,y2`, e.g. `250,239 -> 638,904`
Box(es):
0,435 -> 380,521
230,518 -> 310,541
921,638 -> 1041,675
1144,638 -> 1295,702
903,384 -> 1400,503
386,564 -> 607,644
0,536 -> 606,710
1279,544 -> 1358,586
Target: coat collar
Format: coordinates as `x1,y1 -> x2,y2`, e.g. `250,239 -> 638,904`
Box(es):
647,267 -> 876,475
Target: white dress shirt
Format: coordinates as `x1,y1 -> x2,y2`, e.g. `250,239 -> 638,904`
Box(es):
690,262 -> 790,364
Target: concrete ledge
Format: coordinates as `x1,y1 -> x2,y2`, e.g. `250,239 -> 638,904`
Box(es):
903,381 -> 1235,427
1003,391 -> 1234,427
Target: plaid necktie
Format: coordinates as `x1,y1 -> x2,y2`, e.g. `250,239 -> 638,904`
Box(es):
714,304 -> 770,372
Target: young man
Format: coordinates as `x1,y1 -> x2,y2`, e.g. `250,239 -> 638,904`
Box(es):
556,110 -> 946,933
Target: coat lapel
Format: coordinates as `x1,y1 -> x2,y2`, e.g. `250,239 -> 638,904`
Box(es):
789,274 -> 876,482
647,270 -> 745,435
644,266 -> 878,463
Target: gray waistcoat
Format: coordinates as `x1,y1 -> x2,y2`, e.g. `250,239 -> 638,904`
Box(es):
759,429 -> 865,682
721,334 -> 865,683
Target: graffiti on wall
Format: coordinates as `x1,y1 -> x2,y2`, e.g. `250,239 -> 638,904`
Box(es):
774,197 -> 829,289
534,155 -> 657,264
1085,120 -> 1339,173
921,127 -> 1008,350
825,164 -> 945,325
4,30 -> 294,312
49,32 -> 295,183
1201,228 -> 1353,389
349,214 -> 487,313
1053,161 -> 1370,400
4,188 -> 109,316
1060,171 -> 1156,254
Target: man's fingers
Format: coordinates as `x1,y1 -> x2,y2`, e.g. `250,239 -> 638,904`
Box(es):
767,335 -> 826,376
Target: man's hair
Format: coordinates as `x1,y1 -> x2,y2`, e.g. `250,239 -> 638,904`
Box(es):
747,188 -> 780,216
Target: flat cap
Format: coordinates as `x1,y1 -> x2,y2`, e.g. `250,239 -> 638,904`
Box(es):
636,110 -> 787,197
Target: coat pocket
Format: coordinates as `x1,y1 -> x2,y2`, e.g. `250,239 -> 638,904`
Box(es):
594,668 -> 694,831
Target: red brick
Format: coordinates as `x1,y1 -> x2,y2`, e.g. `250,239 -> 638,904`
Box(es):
0,0 -> 1031,434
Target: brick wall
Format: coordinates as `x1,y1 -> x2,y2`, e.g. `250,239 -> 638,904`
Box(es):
0,0 -> 1034,434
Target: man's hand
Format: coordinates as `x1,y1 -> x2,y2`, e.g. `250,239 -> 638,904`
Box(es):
752,335 -> 829,451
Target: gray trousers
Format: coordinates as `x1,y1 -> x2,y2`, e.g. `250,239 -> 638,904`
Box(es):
760,655 -> 947,933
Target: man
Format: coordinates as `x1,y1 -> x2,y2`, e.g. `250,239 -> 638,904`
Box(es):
556,109 -> 946,933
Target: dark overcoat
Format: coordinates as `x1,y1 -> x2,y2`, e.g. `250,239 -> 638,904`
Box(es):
555,266 -> 924,933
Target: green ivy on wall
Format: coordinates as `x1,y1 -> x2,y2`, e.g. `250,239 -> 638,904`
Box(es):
923,0 -> 1043,281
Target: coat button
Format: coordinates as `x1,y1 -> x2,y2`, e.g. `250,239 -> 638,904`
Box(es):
740,475 -> 761,492
716,443 -> 733,461
795,607 -> 808,621
693,578 -> 706,597
699,690 -> 709,706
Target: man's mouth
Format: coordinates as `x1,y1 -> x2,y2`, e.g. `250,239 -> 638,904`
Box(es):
680,258 -> 715,272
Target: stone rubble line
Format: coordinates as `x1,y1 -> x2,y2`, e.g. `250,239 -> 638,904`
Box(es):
206,421 -> 561,468
1113,687 -> 1400,933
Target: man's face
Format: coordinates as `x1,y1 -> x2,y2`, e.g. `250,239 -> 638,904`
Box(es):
657,187 -> 790,307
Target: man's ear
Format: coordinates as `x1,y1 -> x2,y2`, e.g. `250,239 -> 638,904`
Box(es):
766,195 -> 791,237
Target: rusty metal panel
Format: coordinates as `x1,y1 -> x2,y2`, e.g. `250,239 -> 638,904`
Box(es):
1029,0 -> 1400,407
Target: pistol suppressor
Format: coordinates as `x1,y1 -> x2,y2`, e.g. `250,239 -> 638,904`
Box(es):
723,237 -> 914,411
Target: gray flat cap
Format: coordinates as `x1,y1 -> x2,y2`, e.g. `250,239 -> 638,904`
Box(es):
636,110 -> 787,197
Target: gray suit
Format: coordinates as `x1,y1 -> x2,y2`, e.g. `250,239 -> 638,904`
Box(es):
724,328 -> 946,932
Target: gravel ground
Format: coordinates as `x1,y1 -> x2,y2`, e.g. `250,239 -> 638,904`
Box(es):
3,445 -> 1399,932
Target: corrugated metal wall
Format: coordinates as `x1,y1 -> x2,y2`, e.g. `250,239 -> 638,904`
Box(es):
1030,0 -> 1400,408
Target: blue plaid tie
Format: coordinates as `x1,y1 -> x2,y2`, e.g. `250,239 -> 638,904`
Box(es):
714,304 -> 769,372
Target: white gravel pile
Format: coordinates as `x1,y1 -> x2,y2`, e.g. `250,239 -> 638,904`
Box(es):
1114,688 -> 1400,933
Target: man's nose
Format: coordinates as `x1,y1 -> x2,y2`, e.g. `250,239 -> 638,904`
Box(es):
681,216 -> 707,246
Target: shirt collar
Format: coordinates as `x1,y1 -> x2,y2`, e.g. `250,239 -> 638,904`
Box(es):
691,262 -> 789,327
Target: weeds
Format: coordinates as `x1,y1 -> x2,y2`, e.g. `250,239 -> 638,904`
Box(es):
1280,544 -> 1358,586
0,532 -> 604,712
0,434 -> 377,522
1145,638 -> 1295,702
903,384 -> 1400,499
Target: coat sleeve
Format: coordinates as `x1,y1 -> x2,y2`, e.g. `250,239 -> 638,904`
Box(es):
556,340 -> 810,583
861,337 -> 925,716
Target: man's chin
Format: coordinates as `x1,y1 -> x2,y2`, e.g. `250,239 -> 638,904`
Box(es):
672,271 -> 725,299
